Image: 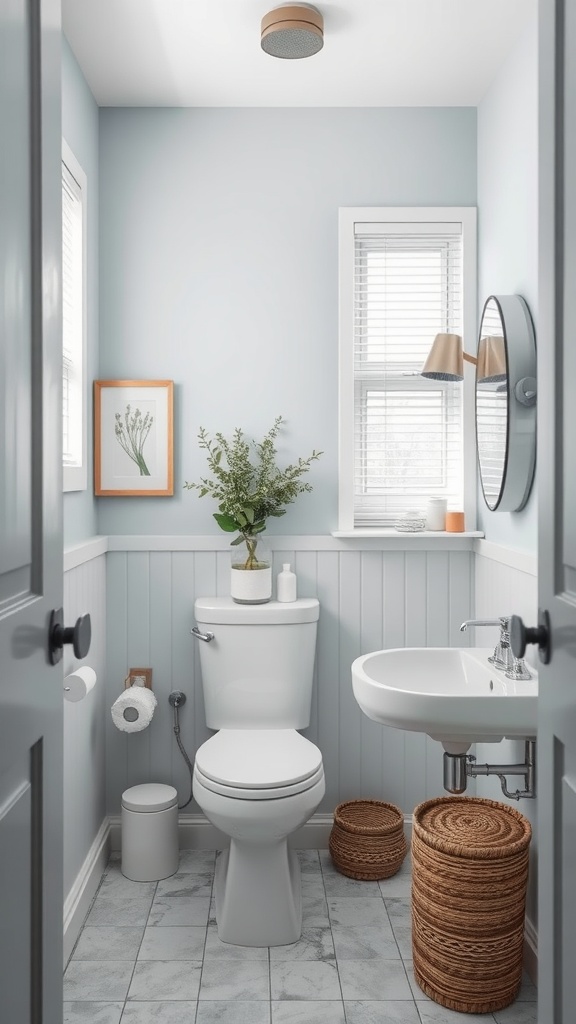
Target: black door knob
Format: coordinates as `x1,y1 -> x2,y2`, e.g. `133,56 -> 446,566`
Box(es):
49,609 -> 92,665
509,610 -> 551,664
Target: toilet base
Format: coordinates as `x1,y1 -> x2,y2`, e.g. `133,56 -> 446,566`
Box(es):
215,839 -> 301,946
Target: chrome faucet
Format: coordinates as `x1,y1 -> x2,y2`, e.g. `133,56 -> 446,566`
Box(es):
460,617 -> 532,680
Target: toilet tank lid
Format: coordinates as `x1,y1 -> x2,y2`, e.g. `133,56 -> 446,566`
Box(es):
194,597 -> 319,624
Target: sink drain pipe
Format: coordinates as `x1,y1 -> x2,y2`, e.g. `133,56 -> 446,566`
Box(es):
443,739 -> 536,800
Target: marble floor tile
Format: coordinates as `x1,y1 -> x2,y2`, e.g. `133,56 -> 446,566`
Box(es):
63,1003 -> 124,1024
345,1000 -> 421,1024
492,1005 -> 538,1024
516,972 -> 538,1002
387,922 -> 412,959
120,1002 -> 198,1023
270,960 -> 342,1001
203,923 -> 268,960
127,961 -> 202,1002
327,897 -> 389,928
177,850 -> 216,874
331,924 -> 400,960
156,873 -> 213,898
300,874 -> 326,897
269,927 -> 335,961
271,999 -> 346,1023
297,850 -> 321,873
416,1004 -> 497,1023
199,960 -> 270,1000
196,1001 -> 271,1023
403,959 -> 431,1002
377,861 -> 412,899
63,961 -> 134,1002
301,896 -> 330,928
98,874 -> 157,900
322,873 -> 382,897
138,925 -> 207,960
383,897 -> 410,922
85,896 -> 153,928
72,925 -> 144,961
148,896 -> 211,927
338,960 -> 413,1001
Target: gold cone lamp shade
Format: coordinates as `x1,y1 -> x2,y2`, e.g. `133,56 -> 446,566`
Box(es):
421,333 -> 465,381
476,336 -> 507,383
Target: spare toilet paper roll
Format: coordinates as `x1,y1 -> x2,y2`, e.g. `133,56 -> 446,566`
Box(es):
111,686 -> 158,733
64,666 -> 97,703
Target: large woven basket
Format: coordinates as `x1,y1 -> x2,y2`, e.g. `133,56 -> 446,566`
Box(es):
329,799 -> 407,880
411,796 -> 532,1015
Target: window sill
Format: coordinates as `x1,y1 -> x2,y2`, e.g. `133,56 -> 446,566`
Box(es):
332,529 -> 483,539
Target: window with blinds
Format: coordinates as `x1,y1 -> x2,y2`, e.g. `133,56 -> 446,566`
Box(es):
338,208 -> 476,530
62,145 -> 86,491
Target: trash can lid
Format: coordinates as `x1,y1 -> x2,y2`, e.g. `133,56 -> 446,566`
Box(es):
122,783 -> 178,812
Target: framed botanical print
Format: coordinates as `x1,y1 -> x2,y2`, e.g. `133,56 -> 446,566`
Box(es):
94,380 -> 174,496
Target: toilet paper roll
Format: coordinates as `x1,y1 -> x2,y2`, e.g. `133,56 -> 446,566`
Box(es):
111,686 -> 158,733
64,666 -> 97,703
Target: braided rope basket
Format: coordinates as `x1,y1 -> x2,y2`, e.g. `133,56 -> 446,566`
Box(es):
329,799 -> 408,880
411,796 -> 532,1015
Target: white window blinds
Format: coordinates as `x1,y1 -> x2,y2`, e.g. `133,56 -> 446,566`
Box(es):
62,159 -> 83,475
352,221 -> 464,526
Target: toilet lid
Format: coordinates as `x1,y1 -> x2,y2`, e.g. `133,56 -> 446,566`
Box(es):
194,762 -> 325,801
195,730 -> 323,790
122,783 -> 178,812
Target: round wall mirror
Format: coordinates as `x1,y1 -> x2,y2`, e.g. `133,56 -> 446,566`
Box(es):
475,295 -> 536,512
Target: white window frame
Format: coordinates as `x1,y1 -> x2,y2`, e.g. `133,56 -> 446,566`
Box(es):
338,206 -> 477,534
62,139 -> 88,492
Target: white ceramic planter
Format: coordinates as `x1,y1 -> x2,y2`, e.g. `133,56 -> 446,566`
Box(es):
230,565 -> 272,604
230,533 -> 272,604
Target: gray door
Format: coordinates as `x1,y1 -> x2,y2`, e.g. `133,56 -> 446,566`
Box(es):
0,1 -> 63,1021
537,1 -> 576,1020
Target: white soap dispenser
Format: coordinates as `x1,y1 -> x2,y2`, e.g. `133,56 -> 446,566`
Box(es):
277,563 -> 297,602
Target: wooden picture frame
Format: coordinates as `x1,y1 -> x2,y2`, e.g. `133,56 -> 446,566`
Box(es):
94,380 -> 174,496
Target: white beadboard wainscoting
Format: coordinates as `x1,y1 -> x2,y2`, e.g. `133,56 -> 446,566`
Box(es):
62,548 -> 108,960
103,538 -> 475,820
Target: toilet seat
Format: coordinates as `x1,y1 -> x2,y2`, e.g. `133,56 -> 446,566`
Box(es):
194,761 -> 324,800
195,729 -> 323,798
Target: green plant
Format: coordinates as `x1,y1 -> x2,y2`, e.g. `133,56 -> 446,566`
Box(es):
184,416 -> 322,569
115,404 -> 153,476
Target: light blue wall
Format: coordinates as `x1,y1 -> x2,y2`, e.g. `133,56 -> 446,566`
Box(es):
98,107 -> 477,536
62,36 -> 99,545
477,12 -> 538,552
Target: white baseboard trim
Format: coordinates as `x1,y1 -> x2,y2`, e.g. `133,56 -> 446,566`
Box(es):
524,916 -> 538,986
63,818 -> 110,966
109,812 -> 414,853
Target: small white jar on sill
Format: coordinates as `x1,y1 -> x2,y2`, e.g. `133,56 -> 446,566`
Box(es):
425,497 -> 447,531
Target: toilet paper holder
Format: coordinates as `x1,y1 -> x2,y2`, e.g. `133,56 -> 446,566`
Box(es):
124,667 -> 153,690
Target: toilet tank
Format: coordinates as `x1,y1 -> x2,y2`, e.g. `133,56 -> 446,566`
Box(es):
194,597 -> 319,730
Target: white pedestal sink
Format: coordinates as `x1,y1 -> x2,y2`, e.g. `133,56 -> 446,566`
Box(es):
352,647 -> 538,751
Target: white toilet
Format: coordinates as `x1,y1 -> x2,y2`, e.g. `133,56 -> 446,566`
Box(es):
192,596 -> 324,947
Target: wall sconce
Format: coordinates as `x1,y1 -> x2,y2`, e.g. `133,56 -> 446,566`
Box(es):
421,333 -> 477,382
421,333 -> 508,384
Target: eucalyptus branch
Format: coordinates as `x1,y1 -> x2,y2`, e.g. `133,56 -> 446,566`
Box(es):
184,418 -> 322,557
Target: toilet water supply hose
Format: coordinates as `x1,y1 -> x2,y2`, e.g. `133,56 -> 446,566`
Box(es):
169,691 -> 194,809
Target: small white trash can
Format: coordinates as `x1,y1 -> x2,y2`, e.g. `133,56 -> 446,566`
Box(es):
121,783 -> 179,881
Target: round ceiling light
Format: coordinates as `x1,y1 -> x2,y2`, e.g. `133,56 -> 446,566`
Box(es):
261,4 -> 324,59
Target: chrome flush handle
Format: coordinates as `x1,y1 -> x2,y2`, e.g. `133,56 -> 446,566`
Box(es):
191,626 -> 214,643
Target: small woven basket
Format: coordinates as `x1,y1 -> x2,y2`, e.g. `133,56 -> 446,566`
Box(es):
411,796 -> 532,1015
329,799 -> 407,880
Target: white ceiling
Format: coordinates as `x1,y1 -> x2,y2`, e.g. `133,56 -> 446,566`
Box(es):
63,0 -> 535,108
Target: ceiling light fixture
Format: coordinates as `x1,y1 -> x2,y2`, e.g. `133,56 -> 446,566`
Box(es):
261,4 -> 324,60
